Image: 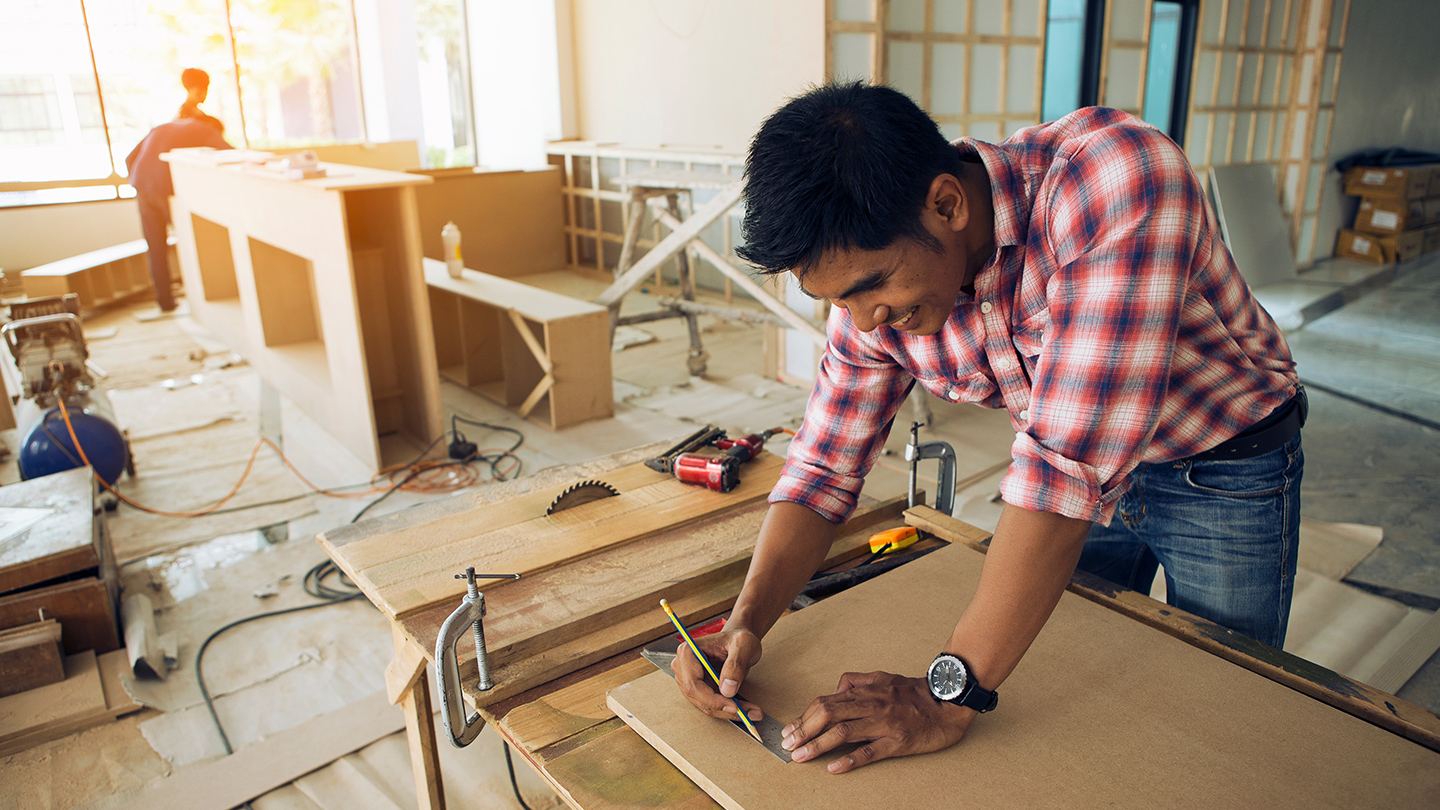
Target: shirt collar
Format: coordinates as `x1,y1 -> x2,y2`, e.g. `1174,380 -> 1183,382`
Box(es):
955,138 -> 1028,250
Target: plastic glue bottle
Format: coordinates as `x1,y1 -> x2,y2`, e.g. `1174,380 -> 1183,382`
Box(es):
442,221 -> 463,278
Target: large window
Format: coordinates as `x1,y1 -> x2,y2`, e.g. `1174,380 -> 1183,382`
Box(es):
0,0 -> 475,207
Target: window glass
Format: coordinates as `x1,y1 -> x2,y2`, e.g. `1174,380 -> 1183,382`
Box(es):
416,0 -> 473,167
1041,0 -> 1085,122
85,0 -> 242,178
229,0 -> 363,148
0,1 -> 112,182
1143,1 -> 1183,134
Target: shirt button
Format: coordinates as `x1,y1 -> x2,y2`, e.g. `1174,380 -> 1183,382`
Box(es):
994,357 -> 1013,371
980,301 -> 993,314
1019,409 -> 1029,421
948,389 -> 961,401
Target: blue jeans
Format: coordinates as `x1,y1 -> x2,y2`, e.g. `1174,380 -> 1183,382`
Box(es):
1077,433 -> 1303,648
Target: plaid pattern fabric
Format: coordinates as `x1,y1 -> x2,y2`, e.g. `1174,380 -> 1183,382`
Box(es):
771,108 -> 1298,525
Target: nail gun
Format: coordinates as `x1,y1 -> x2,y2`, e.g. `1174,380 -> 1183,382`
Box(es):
644,424 -> 784,493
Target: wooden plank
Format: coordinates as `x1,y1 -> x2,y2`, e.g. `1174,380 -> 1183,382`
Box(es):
609,542 -> 1440,810
519,717 -> 720,810
0,619 -> 64,697
328,455 -> 784,619
498,658 -> 654,753
412,166 -> 567,278
0,651 -> 106,756
0,576 -> 120,655
453,510 -> 894,711
904,505 -> 1440,752
0,467 -> 98,594
595,183 -> 743,308
400,677 -> 445,810
83,692 -> 403,810
385,624 -> 428,706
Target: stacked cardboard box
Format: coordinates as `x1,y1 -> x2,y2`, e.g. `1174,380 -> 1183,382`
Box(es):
1335,164 -> 1440,263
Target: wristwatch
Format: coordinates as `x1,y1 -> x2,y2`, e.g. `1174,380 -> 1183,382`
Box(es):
927,653 -> 998,713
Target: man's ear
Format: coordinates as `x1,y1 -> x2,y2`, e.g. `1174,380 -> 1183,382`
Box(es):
928,173 -> 970,234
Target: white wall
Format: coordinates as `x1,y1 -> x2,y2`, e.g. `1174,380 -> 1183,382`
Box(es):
0,200 -> 141,271
568,0 -> 826,152
1316,0 -> 1440,256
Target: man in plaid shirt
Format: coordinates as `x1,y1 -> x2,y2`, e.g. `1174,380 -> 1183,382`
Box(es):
673,83 -> 1305,772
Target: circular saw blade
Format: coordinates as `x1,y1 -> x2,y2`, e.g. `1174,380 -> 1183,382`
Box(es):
546,480 -> 621,515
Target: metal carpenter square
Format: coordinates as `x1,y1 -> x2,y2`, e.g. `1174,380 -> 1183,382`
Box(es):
640,633 -> 791,762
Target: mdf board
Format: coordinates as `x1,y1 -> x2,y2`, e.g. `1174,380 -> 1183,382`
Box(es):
412,166 -> 567,278
164,149 -> 443,472
423,259 -> 613,429
20,239 -> 156,312
609,544 -> 1440,809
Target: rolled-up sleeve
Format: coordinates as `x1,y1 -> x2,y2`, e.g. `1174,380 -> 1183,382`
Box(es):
999,125 -> 1204,524
770,308 -> 915,523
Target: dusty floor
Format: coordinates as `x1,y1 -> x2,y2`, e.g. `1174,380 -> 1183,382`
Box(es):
1,254 -> 1437,809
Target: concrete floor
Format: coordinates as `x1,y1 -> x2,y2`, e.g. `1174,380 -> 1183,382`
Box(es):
3,251 -> 1438,808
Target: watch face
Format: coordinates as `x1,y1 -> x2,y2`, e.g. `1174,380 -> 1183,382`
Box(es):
928,655 -> 968,701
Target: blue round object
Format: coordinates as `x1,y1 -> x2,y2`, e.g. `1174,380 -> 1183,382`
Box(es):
19,405 -> 128,486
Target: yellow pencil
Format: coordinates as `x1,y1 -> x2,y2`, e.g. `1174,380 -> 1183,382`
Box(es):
660,599 -> 762,742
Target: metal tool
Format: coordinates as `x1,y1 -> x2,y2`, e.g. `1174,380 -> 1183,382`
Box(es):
646,425 -> 783,493
3,294 -> 131,486
546,479 -> 620,515
435,567 -> 519,747
906,421 -> 957,516
639,634 -> 791,761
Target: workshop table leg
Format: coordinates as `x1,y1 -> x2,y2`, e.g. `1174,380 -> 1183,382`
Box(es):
666,192 -> 709,376
392,624 -> 447,810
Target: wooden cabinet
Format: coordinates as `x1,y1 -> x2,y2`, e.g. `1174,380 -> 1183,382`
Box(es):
164,150 -> 443,472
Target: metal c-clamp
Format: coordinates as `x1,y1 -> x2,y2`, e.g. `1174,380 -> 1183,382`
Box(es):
435,567 -> 519,747
906,421 -> 958,516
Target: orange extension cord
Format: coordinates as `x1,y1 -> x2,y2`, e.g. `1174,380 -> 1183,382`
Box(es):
53,395 -> 517,519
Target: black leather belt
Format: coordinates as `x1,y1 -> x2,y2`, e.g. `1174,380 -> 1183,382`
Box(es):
1188,387 -> 1307,462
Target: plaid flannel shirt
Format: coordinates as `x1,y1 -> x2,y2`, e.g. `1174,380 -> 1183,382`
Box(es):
771,108 -> 1298,526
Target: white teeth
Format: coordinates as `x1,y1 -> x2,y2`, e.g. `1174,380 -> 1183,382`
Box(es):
889,307 -> 917,327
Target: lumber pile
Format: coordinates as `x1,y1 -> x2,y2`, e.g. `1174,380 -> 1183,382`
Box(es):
0,649 -> 142,756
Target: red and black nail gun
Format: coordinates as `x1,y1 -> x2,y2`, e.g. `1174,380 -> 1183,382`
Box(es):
644,424 -> 784,493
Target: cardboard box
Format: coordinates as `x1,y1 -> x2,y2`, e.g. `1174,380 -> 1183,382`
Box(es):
1336,228 -> 1425,263
1353,197 -> 1427,234
1426,197 -> 1440,225
1343,164 -> 1439,200
1425,224 -> 1440,254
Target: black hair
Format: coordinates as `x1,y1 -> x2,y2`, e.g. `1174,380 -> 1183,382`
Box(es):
181,68 -> 210,90
736,81 -> 963,276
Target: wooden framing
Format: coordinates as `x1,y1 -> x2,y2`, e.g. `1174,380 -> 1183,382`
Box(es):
826,0 -> 1353,268
164,149 -> 444,472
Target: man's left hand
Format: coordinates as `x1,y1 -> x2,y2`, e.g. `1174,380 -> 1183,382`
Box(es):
782,671 -> 973,773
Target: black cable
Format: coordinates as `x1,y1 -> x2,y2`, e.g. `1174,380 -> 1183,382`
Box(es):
503,741 -> 535,810
1300,377 -> 1440,433
39,412 -> 85,468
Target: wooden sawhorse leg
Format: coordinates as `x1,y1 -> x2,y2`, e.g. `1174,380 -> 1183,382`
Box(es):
388,623 -> 446,810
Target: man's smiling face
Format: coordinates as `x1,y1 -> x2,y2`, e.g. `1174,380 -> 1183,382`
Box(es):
792,168 -> 991,337
796,233 -> 969,336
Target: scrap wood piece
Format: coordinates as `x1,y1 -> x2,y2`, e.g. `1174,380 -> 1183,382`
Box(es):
0,650 -> 108,756
385,625 -> 428,705
0,618 -> 64,697
336,454 -> 786,619
78,692 -> 403,810
904,504 -> 1440,753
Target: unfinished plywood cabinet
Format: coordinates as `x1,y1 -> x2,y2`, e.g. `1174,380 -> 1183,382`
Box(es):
424,259 -> 612,429
164,149 -> 443,471
20,239 -> 159,311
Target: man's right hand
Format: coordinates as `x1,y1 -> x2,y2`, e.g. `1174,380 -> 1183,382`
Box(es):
672,625 -> 764,720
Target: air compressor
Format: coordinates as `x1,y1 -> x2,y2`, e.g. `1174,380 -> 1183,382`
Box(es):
3,295 -> 131,487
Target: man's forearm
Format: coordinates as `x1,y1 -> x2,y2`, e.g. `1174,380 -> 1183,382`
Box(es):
727,501 -> 838,638
943,502 -> 1092,690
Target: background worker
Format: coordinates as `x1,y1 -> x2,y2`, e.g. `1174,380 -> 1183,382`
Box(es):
125,69 -> 231,313
674,82 -> 1305,773
178,67 -> 211,120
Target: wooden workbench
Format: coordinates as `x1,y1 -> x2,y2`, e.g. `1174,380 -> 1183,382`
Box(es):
319,447 -> 1440,810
